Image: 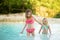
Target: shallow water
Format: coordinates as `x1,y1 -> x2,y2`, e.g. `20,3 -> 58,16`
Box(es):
0,22 -> 60,40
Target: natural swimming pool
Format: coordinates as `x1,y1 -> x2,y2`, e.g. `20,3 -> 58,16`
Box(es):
0,22 -> 60,40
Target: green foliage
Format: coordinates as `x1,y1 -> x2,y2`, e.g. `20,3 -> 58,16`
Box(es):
54,12 -> 60,18
0,0 -> 9,14
8,0 -> 33,13
0,0 -> 33,13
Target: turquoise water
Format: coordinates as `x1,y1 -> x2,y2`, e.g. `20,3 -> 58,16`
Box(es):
0,22 -> 60,40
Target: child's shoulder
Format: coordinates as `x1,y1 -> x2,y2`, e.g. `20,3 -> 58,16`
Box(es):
46,25 -> 50,28
42,24 -> 49,27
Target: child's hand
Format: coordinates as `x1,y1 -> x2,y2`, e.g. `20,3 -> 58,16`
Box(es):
50,33 -> 51,35
20,31 -> 23,34
39,31 -> 40,34
50,32 -> 52,35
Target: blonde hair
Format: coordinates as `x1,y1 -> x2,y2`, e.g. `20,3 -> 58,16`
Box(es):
42,18 -> 48,25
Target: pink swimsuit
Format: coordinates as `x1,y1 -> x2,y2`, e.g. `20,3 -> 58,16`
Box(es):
26,17 -> 35,33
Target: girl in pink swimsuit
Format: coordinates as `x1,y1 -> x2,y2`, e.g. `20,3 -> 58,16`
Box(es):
21,9 -> 42,37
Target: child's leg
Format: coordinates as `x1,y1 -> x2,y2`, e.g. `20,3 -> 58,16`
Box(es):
31,32 -> 35,40
27,32 -> 30,37
27,32 -> 31,40
32,32 -> 35,37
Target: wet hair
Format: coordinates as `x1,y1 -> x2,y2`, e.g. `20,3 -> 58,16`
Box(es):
25,9 -> 32,18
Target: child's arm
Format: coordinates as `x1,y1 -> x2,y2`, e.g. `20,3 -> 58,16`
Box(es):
33,16 -> 43,25
48,26 -> 51,34
39,26 -> 42,34
21,24 -> 27,33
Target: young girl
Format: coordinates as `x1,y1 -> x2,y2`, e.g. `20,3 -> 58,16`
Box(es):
21,9 -> 42,37
39,18 -> 51,34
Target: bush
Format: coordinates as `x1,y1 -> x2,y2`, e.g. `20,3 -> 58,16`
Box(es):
0,0 -> 33,14
54,12 -> 60,18
0,2 -> 9,14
